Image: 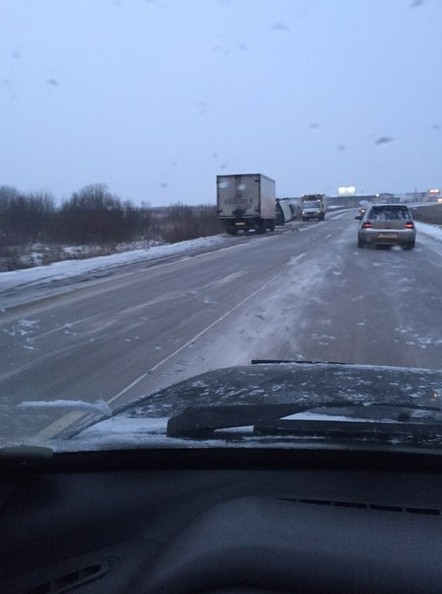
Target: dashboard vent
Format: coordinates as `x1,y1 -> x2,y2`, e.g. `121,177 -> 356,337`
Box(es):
28,561 -> 110,594
280,498 -> 441,516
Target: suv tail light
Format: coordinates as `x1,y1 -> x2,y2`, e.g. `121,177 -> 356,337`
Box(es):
362,221 -> 372,229
405,221 -> 415,229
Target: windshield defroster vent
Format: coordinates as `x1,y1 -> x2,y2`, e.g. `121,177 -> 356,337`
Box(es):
280,498 -> 441,516
27,561 -> 110,594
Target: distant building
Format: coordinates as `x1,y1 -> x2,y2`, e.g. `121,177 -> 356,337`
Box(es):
328,194 -> 377,208
338,186 -> 356,197
375,193 -> 395,204
424,188 -> 441,202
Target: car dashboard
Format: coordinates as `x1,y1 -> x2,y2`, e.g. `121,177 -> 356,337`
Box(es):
1,447 -> 442,594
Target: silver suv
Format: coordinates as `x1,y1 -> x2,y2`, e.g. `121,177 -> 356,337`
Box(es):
356,204 -> 416,250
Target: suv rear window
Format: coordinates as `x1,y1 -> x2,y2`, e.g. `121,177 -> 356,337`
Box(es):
369,206 -> 412,221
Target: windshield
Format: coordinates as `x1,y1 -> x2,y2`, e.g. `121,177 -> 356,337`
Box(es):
0,1 -> 441,453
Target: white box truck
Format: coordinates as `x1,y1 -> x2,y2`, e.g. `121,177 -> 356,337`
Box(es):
216,174 -> 276,235
301,194 -> 327,221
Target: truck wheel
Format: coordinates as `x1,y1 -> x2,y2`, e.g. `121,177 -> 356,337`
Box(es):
358,237 -> 365,248
269,221 -> 275,232
226,229 -> 238,236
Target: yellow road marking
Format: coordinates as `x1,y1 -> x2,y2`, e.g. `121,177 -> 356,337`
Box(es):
32,411 -> 88,441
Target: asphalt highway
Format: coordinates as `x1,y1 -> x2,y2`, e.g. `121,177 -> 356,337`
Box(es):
1,209 -> 441,441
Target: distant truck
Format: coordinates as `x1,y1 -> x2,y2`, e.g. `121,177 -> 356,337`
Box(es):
216,174 -> 276,235
301,194 -> 327,221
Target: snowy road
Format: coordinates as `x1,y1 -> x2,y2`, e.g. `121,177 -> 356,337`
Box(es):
1,209 -> 441,442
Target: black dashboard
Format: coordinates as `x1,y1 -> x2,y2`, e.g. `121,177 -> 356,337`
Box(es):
1,448 -> 441,593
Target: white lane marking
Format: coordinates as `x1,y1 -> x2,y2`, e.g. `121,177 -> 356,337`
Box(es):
327,210 -> 353,220
326,233 -> 332,239
106,271 -> 281,406
190,270 -> 246,292
106,372 -> 149,404
208,270 -> 246,287
287,253 -> 306,266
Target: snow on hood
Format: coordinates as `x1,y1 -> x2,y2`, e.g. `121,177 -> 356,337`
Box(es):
42,362 -> 442,451
18,399 -> 112,417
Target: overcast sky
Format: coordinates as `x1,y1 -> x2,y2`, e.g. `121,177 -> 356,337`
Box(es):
1,0 -> 441,205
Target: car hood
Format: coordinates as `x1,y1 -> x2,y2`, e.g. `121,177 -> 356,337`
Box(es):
40,362 -> 442,452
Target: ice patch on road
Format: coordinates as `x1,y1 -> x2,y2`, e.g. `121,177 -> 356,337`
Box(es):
396,325 -> 442,349
312,333 -> 337,346
3,318 -> 40,337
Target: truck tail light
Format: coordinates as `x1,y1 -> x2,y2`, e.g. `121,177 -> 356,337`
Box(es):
405,221 -> 414,229
362,221 -> 372,229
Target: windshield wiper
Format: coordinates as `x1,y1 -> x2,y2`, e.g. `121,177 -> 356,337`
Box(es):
255,419 -> 442,444
167,404 -> 304,438
166,402 -> 442,440
251,359 -> 347,365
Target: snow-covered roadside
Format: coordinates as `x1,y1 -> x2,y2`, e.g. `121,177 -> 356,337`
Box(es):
0,219 -> 440,308
0,235 -> 227,297
415,221 -> 442,241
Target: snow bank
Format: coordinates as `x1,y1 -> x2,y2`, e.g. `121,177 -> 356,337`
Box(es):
0,235 -> 226,295
18,399 -> 112,417
415,221 -> 442,241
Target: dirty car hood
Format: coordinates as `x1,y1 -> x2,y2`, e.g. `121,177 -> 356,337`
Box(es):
45,362 -> 442,451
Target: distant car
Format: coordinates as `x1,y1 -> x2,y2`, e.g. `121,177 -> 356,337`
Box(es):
356,204 -> 416,249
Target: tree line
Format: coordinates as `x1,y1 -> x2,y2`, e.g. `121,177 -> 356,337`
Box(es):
0,183 -> 221,247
